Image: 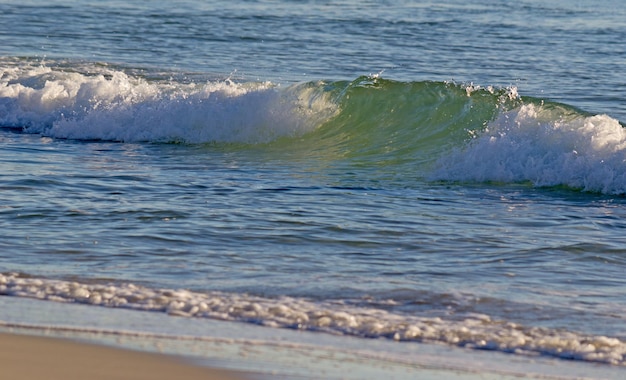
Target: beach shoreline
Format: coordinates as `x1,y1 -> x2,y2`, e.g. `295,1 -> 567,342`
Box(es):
2,294 -> 624,380
0,332 -> 248,380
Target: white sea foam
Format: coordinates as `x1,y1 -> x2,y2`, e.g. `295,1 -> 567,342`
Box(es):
1,272 -> 624,365
0,65 -> 336,143
433,103 -> 626,194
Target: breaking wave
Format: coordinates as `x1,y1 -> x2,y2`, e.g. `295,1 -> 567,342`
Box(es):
2,59 -> 625,193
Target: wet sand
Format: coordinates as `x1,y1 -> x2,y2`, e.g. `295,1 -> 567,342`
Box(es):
0,332 -> 247,380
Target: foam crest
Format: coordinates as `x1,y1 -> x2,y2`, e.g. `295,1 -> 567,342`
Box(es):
1,272 -> 624,365
433,104 -> 626,194
0,65 -> 336,143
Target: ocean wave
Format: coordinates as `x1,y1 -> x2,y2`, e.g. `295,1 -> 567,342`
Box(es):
3,59 -> 625,194
1,272 -> 624,365
0,60 -> 517,148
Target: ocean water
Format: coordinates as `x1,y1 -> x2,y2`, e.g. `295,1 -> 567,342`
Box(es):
1,0 -> 626,378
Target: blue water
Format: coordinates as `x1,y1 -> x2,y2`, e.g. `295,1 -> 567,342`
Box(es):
1,0 -> 626,375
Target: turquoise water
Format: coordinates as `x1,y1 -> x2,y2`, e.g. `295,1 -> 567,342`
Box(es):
1,0 -> 626,376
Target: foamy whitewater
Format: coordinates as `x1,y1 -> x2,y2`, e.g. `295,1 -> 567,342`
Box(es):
1,1 -> 626,379
434,103 -> 626,194
0,63 -> 336,143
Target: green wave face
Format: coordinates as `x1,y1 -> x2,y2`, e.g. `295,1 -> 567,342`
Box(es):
276,78 -> 521,175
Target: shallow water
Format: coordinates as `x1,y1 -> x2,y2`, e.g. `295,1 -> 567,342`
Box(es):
1,0 -> 626,375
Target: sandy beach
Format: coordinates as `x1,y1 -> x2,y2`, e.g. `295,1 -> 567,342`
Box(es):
0,332 -> 247,380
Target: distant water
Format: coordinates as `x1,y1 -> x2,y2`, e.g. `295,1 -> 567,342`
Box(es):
1,0 -> 626,374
